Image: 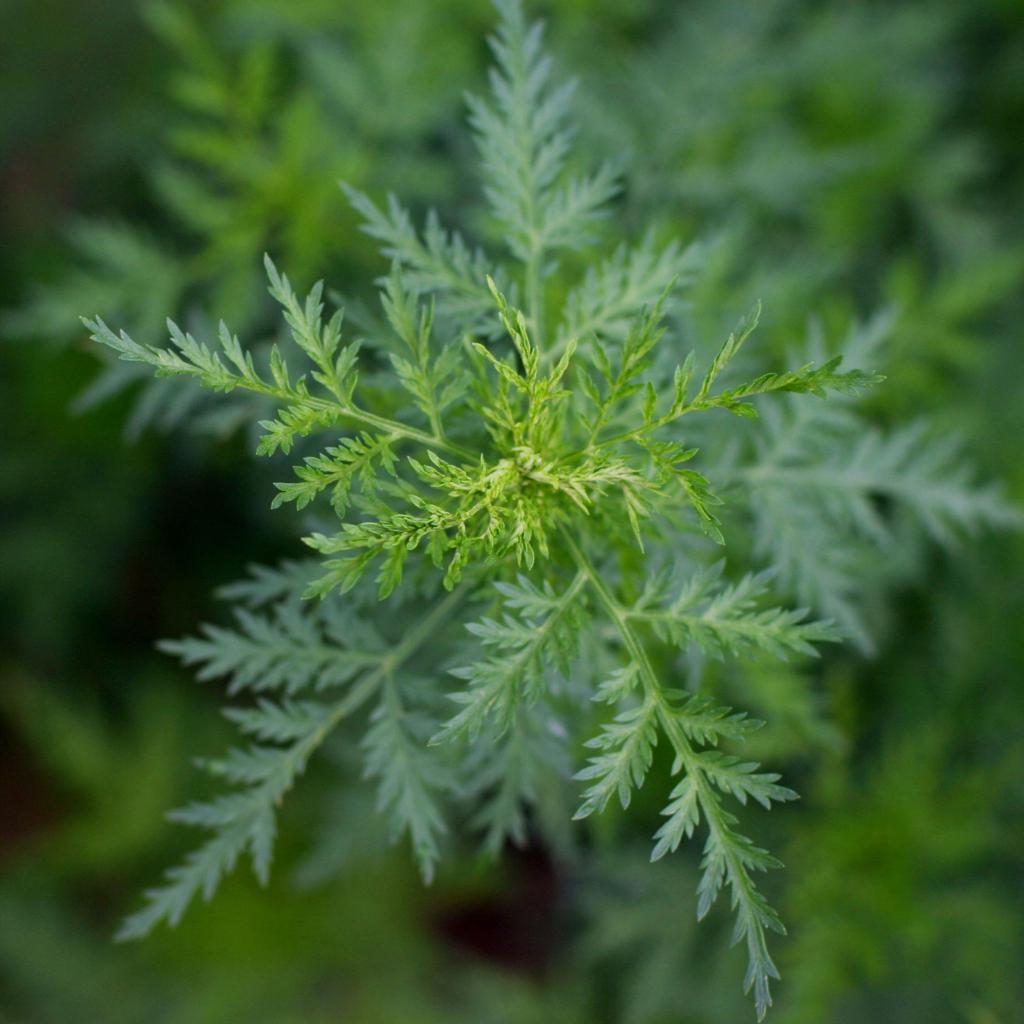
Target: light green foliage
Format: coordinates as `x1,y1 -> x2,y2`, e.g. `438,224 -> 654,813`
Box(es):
574,0 -> 1024,429
362,675 -> 456,883
437,572 -> 588,742
718,316 -> 1022,650
558,233 -> 703,347
80,2 -> 1016,1018
466,0 -> 619,264
116,579 -> 464,941
628,563 -> 839,661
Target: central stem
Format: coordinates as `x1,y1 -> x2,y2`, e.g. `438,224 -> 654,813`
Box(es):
526,247 -> 545,352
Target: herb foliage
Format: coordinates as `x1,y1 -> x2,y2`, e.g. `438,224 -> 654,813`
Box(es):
82,2 -> 1017,1017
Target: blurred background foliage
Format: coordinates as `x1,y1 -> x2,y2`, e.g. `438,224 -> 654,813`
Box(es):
1,0 -> 1022,1021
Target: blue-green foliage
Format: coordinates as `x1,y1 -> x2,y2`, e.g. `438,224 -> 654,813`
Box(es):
63,1 -> 1021,1019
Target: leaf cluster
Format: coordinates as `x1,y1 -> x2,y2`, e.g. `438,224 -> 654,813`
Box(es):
79,2 -> 1017,1019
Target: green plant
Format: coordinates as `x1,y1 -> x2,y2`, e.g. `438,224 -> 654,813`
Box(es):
82,1 -> 1017,1017
4,0 -> 476,439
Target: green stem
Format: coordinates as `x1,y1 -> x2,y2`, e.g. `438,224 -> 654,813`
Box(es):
346,401 -> 469,458
526,247 -> 545,353
292,582 -> 469,770
585,408 -> 691,453
561,534 -> 716,816
257,384 -> 471,460
561,528 -> 780,1020
560,533 -> 675,716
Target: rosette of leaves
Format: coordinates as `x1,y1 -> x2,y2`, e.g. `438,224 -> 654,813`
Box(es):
83,1 -> 1016,1017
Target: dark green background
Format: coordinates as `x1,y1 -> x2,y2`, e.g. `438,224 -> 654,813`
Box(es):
1,1 -> 1022,1021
